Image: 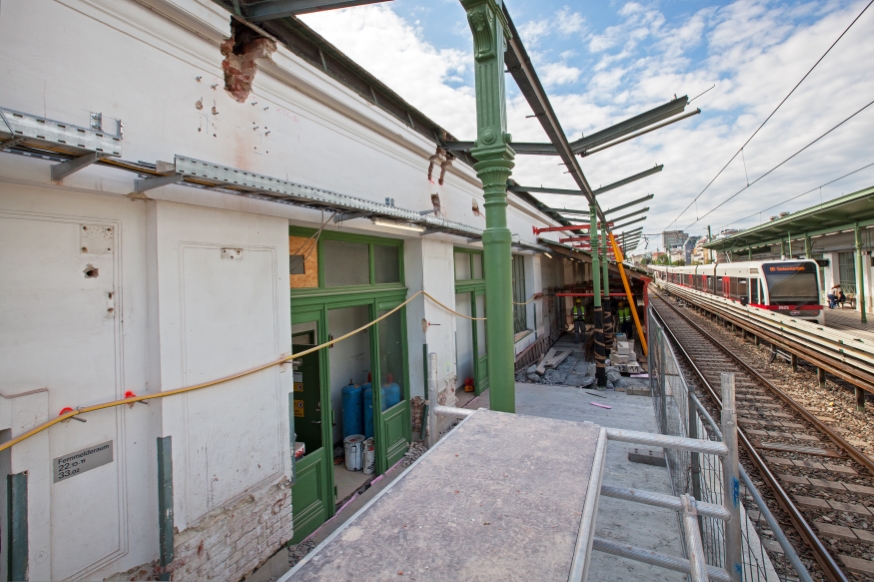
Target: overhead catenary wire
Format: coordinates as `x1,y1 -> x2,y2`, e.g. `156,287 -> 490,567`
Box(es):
665,0 -> 874,231
719,161 -> 874,230
686,97 -> 874,229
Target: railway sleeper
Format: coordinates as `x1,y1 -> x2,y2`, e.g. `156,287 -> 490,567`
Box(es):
778,473 -> 874,495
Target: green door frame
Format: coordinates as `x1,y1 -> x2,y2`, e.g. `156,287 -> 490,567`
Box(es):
454,248 -> 488,395
288,227 -> 412,512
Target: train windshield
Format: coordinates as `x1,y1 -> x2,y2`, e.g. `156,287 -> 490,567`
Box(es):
763,262 -> 819,305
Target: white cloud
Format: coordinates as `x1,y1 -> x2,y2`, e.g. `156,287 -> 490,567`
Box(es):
300,5 -> 476,136
541,62 -> 582,86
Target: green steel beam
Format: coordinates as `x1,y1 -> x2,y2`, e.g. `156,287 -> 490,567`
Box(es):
591,204 -> 606,387
461,0 -> 515,413
157,436 -> 175,581
508,165 -> 662,198
856,223 -> 867,326
613,216 -> 647,230
8,472 -> 27,582
606,207 -> 649,223
542,206 -> 589,215
603,193 -> 655,215
244,0 -> 392,21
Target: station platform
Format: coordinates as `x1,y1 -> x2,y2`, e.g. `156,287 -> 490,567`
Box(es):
279,383 -> 685,582
824,307 -> 874,340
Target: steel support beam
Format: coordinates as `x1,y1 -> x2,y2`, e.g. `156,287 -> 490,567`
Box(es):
134,173 -> 183,193
508,165 -> 662,199
614,216 -> 646,230
856,222 -> 867,325
157,436 -> 174,581
8,472 -> 27,582
443,97 -> 691,156
608,207 -> 649,224
461,0 -> 515,413
51,152 -> 103,181
502,6 -> 602,221
604,193 -> 655,215
244,0 -> 391,21
591,204 -> 606,387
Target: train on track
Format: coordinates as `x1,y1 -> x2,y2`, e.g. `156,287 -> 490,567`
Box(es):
650,260 -> 824,323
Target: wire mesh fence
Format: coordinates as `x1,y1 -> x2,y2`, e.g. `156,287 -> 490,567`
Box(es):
648,308 -> 807,582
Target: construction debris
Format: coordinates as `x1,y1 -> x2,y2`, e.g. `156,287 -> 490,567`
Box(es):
402,441 -> 428,467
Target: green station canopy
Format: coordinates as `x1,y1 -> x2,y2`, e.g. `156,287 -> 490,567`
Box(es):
703,184 -> 874,252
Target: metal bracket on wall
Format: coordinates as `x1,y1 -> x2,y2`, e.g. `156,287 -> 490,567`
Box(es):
134,173 -> 184,193
52,152 -> 104,181
333,211 -> 371,223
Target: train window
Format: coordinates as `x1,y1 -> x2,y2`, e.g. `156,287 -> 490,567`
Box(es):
763,262 -> 819,306
751,278 -> 759,303
738,278 -> 748,299
717,277 -> 723,294
729,277 -> 738,298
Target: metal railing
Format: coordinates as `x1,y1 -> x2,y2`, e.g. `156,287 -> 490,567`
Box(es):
649,309 -> 812,582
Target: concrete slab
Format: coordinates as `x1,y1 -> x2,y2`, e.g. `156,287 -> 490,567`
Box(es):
490,383 -> 685,581
284,410 -> 602,581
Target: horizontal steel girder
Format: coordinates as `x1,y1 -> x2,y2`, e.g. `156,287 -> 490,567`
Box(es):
443,97 -> 690,156
613,216 -> 647,229
244,0 -> 392,21
509,165 -> 662,198
608,207 -> 649,223
603,193 -> 655,215
502,6 -> 599,216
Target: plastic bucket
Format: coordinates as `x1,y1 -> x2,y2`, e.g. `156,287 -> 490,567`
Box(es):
363,437 -> 375,475
344,434 -> 365,471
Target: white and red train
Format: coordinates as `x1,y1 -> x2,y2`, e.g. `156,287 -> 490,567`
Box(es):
650,260 -> 823,323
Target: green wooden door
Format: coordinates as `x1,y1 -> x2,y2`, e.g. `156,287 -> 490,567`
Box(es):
290,341 -> 332,544
374,302 -> 411,473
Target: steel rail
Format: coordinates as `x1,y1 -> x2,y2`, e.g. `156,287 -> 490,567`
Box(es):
656,286 -> 874,475
649,297 -> 849,582
658,282 -> 874,395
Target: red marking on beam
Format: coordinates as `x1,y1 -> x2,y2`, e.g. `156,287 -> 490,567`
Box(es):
556,293 -> 632,297
532,222 -> 613,235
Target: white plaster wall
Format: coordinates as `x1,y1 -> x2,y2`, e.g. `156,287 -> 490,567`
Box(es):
148,200 -> 292,533
0,0 -> 571,575
0,184 -> 153,580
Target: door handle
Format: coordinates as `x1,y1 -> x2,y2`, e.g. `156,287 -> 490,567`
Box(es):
311,420 -> 321,424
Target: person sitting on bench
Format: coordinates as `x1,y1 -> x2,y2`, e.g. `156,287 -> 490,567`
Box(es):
827,284 -> 845,309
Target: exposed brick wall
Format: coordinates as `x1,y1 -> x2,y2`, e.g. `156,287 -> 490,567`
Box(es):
107,477 -> 294,581
170,477 -> 293,581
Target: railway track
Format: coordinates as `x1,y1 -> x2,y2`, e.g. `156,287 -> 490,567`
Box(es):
650,292 -> 874,582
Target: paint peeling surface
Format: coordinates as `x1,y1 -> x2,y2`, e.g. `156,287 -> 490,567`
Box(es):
287,410 -> 601,581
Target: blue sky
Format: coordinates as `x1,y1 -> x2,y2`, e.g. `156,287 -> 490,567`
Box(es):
302,1 -> 874,252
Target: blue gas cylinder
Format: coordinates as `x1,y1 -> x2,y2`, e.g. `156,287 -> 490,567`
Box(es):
341,381 -> 363,439
381,382 -> 401,411
362,383 -> 373,439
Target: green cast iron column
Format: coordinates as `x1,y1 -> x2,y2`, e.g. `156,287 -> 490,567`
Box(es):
461,0 -> 516,413
805,235 -> 812,259
591,205 -> 606,387
855,223 -> 867,325
601,224 -> 613,352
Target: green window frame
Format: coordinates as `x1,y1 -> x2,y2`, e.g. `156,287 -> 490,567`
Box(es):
289,227 -> 405,297
512,254 -> 527,333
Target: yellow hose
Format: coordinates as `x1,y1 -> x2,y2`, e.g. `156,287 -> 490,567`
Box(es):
0,289 -> 492,454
